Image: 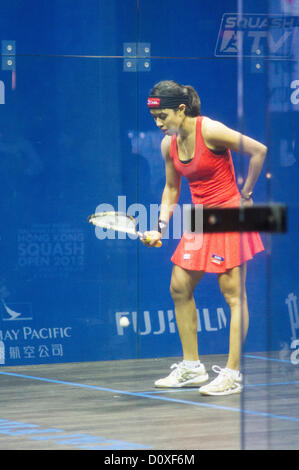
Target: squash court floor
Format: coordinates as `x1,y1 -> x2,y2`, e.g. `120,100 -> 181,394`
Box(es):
0,352 -> 298,451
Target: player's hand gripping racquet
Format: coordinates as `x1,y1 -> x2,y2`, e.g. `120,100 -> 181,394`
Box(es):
88,211 -> 162,247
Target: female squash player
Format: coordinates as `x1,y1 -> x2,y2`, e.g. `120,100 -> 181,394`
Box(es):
143,80 -> 267,396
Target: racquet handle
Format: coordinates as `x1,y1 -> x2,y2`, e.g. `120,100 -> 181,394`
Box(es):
144,237 -> 162,248
140,234 -> 162,248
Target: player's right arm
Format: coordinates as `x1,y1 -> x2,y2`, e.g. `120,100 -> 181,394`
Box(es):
142,136 -> 181,247
159,135 -> 181,223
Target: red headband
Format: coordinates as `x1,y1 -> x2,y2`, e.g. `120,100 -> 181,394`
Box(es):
147,97 -> 161,108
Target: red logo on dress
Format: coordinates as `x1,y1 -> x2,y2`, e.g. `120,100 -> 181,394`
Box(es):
147,97 -> 160,108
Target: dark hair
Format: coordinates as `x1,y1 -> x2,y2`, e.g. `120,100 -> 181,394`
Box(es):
149,80 -> 201,117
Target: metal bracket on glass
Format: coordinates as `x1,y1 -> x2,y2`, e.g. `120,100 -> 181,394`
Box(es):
1,40 -> 16,71
123,42 -> 151,72
251,46 -> 265,74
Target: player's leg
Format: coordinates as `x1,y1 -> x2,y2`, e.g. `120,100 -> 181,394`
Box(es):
170,265 -> 205,361
218,263 -> 248,371
155,265 -> 208,388
199,263 -> 248,396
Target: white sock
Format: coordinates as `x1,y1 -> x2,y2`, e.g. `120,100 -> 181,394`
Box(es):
183,360 -> 201,369
225,368 -> 240,378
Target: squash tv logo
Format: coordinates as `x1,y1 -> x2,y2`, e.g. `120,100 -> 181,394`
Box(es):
215,14 -> 298,58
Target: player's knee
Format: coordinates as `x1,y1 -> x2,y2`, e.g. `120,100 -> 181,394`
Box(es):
170,279 -> 192,302
219,267 -> 247,308
222,289 -> 247,308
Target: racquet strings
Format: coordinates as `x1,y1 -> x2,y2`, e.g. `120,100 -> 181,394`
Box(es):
89,212 -> 137,236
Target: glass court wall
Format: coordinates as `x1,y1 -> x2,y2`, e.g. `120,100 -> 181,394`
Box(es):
239,0 -> 299,450
0,0 -> 298,450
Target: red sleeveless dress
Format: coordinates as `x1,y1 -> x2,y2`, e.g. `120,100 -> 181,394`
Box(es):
170,116 -> 264,273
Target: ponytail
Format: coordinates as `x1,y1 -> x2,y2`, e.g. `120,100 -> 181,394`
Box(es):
182,85 -> 201,117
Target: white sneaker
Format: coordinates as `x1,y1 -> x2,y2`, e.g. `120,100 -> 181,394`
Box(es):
155,362 -> 209,388
199,365 -> 243,396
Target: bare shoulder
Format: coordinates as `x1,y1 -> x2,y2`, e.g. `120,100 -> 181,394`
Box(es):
202,116 -> 241,152
202,116 -> 267,154
161,135 -> 172,160
202,117 -> 233,138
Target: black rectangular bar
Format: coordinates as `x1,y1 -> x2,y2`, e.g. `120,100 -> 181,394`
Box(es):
189,204 -> 287,233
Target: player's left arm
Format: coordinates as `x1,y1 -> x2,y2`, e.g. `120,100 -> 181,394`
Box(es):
202,117 -> 267,200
